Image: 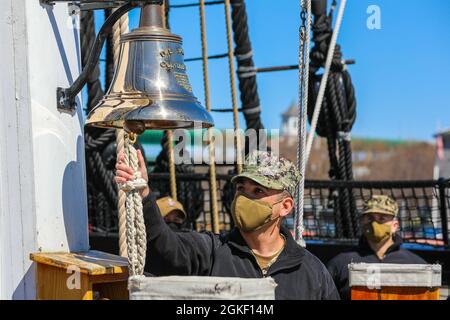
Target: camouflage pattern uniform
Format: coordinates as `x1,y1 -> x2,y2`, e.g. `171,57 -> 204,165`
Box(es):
231,151 -> 301,197
363,195 -> 399,217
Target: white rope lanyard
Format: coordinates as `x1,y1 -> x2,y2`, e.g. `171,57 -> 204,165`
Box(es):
295,0 -> 312,246
112,11 -> 147,276
114,12 -> 130,259
295,0 -> 348,245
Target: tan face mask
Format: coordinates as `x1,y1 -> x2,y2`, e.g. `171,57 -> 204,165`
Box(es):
363,221 -> 392,243
231,194 -> 282,232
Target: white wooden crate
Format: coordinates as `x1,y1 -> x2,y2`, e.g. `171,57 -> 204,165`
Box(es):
128,276 -> 277,300
349,263 -> 442,288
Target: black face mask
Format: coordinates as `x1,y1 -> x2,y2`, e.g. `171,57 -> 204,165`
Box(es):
167,222 -> 182,232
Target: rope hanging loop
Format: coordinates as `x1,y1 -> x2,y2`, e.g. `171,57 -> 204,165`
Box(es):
121,133 -> 147,276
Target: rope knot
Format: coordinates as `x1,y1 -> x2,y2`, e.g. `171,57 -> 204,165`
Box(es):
119,171 -> 148,192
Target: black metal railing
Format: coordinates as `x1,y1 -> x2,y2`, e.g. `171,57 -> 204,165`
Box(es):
88,174 -> 450,247
300,179 -> 450,246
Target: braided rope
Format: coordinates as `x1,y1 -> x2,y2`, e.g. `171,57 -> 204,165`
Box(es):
110,10 -> 146,274
306,2 -> 357,238
113,13 -> 129,67
119,134 -> 148,276
116,130 -> 128,257
159,2 -> 178,202
224,0 -> 243,174
229,0 -> 266,153
123,138 -> 137,276
166,130 -> 178,201
295,0 -> 312,246
200,0 -> 220,233
112,10 -> 130,258
328,73 -> 355,237
85,130 -> 115,151
305,0 -> 347,164
295,2 -> 306,245
154,2 -> 206,232
90,148 -> 118,205
128,142 -> 147,275
323,103 -> 345,238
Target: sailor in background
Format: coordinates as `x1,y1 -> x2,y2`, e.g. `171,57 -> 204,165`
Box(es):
327,195 -> 427,299
156,196 -> 187,232
116,150 -> 339,300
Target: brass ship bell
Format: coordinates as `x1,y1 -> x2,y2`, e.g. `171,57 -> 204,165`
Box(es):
86,4 -> 214,134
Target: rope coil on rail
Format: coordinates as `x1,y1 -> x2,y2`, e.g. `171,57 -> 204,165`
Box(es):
306,0 -> 357,238
230,0 -> 266,154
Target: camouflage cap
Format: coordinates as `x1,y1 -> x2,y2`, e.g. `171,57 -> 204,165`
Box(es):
156,196 -> 187,219
363,195 -> 399,217
231,151 -> 301,197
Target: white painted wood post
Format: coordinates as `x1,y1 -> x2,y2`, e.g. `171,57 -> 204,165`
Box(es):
0,0 -> 88,299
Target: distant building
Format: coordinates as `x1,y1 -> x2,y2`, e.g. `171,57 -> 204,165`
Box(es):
278,102 -> 435,180
434,129 -> 450,179
281,102 -> 298,137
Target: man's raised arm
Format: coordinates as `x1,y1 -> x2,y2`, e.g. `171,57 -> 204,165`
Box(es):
142,193 -> 218,276
115,150 -> 218,276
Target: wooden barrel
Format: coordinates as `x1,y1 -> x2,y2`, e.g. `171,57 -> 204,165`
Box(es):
349,263 -> 442,300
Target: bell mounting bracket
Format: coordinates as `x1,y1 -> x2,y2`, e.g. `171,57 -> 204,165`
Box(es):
40,0 -> 162,12
47,0 -> 164,112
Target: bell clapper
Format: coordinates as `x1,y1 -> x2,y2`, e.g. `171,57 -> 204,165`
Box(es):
124,120 -> 146,136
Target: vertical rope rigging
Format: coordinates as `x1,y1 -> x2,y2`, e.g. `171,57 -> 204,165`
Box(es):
224,0 -> 243,174
116,129 -> 128,256
108,9 -> 147,275
126,135 -> 147,275
294,0 -> 312,246
112,9 -> 130,258
166,130 -> 178,201
160,1 -> 178,201
154,1 -> 204,231
199,0 -> 220,234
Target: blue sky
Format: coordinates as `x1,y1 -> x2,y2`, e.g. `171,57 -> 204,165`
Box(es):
93,0 -> 450,142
